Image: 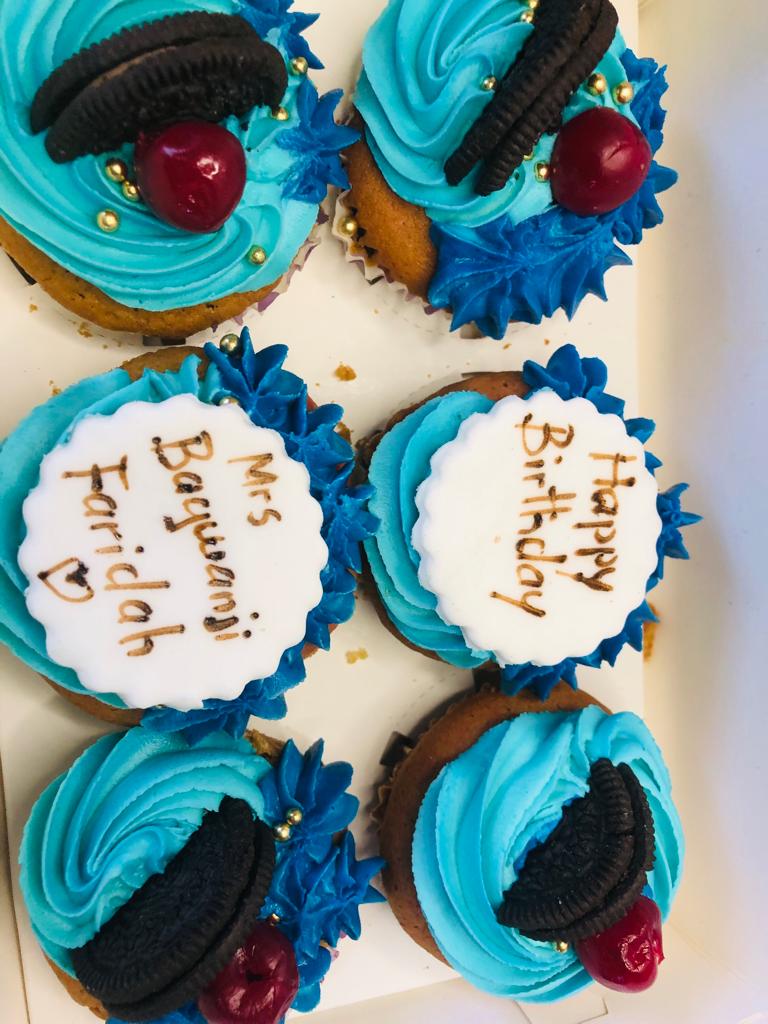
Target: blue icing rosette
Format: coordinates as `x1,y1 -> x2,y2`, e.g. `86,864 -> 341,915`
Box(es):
364,345 -> 700,698
0,0 -> 356,312
0,329 -> 377,739
354,0 -> 677,334
19,728 -> 384,1020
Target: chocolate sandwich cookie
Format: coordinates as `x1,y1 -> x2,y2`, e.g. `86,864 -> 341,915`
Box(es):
33,13 -> 286,164
20,728 -> 385,1022
343,0 -> 678,336
377,685 -> 684,1001
72,798 -> 276,1020
445,0 -> 619,194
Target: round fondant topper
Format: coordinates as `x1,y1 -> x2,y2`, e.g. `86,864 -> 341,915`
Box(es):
412,390 -> 661,666
18,394 -> 327,710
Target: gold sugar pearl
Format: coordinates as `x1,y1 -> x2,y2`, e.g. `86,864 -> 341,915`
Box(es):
268,913 -> 281,925
105,158 -> 128,184
527,0 -> 540,7
218,395 -> 241,407
248,245 -> 268,265
97,209 -> 120,232
481,75 -> 498,92
122,180 -> 141,203
534,161 -> 551,183
272,106 -> 290,121
523,150 -> 534,162
587,72 -> 608,96
219,333 -> 240,355
520,9 -> 534,22
339,216 -> 359,237
290,56 -> 309,76
285,807 -> 303,826
273,822 -> 292,842
554,940 -> 570,954
613,81 -> 635,105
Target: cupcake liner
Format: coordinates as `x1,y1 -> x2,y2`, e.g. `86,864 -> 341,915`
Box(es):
333,183 -> 534,342
332,187 -> 485,341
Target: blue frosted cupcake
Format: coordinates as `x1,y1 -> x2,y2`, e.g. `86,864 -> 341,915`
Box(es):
363,345 -> 698,697
0,0 -> 356,338
341,0 -> 677,337
379,685 -> 684,1001
0,329 -> 375,738
20,726 -> 384,1022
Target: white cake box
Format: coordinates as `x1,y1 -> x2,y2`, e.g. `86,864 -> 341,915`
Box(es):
1,0 -> 766,1021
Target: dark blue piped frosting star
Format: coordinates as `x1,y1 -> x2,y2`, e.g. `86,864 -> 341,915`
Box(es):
428,49 -> 678,337
278,82 -> 359,204
142,331 -> 378,742
259,740 -> 385,1012
498,345 -> 699,699
241,0 -> 322,69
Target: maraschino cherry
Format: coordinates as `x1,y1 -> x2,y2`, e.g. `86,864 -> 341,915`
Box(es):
198,921 -> 299,1024
550,107 -> 652,217
575,896 -> 664,993
134,120 -> 247,234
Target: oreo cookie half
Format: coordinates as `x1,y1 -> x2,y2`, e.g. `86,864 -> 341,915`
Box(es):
31,13 -> 288,163
445,0 -> 618,195
497,759 -> 656,943
71,797 -> 276,1022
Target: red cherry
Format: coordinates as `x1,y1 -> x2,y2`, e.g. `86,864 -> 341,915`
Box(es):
134,121 -> 246,234
550,108 -> 652,216
575,896 -> 664,994
198,921 -> 299,1024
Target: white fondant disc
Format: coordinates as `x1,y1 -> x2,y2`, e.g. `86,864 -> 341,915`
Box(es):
412,391 -> 661,667
18,394 -> 328,710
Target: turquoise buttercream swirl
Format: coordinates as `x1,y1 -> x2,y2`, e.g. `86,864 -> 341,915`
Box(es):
364,346 -> 698,694
412,707 -> 684,1002
0,0 -> 349,311
355,0 -> 632,228
19,730 -> 270,975
0,330 -> 377,738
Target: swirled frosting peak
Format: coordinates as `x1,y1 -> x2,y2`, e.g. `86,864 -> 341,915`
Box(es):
20,729 -> 270,975
412,707 -> 684,1002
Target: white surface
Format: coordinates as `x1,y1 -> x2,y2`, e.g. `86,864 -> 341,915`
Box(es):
637,0 -> 768,1004
19,395 -> 326,710
4,0 -> 762,1022
412,392 -> 660,666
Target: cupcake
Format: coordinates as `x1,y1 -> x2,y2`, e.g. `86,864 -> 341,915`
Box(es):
379,684 -> 683,1001
340,0 -> 676,338
0,1 -> 356,339
0,329 -> 375,737
363,344 -> 699,697
20,726 -> 384,1022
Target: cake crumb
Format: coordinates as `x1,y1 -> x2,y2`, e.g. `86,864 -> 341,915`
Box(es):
78,321 -> 94,338
48,380 -> 61,396
28,303 -> 38,313
643,603 -> 659,661
334,363 -> 357,382
544,338 -> 551,345
503,342 -> 511,350
337,423 -> 352,444
494,535 -> 501,544
345,648 -> 369,665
